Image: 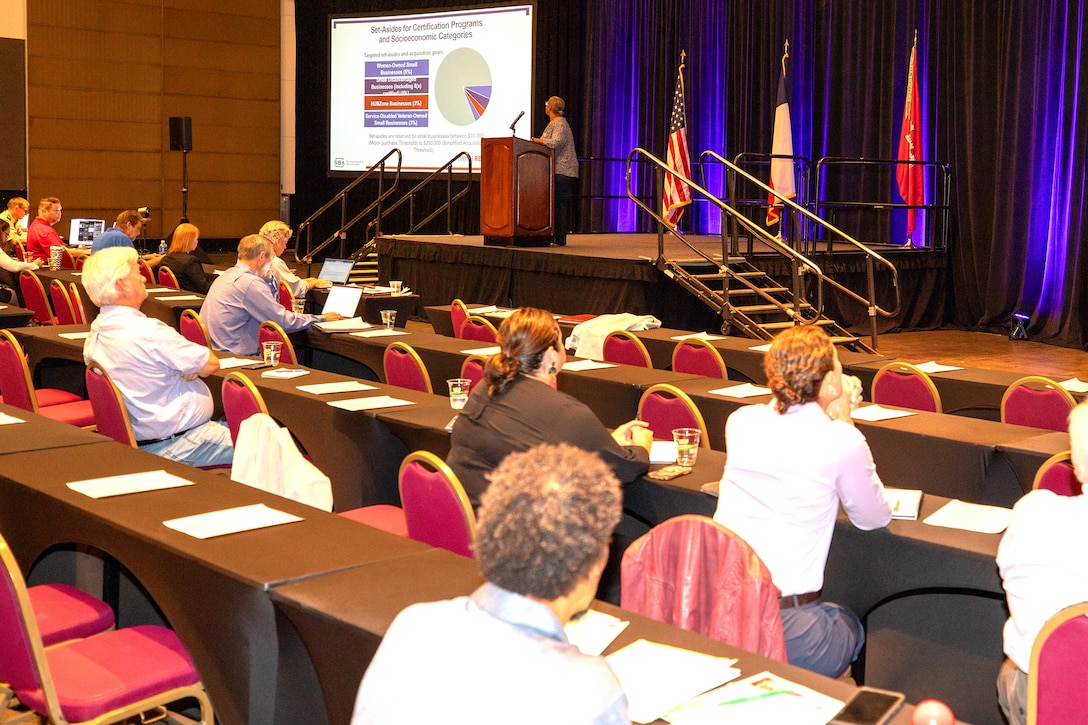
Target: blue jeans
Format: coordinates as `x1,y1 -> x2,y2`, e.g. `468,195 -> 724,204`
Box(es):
139,420 -> 234,467
780,600 -> 864,678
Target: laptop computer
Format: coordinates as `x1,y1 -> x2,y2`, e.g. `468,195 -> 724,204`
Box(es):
321,285 -> 364,317
317,258 -> 354,285
68,218 -> 106,248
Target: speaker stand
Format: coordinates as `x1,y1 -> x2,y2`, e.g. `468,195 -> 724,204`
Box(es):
179,149 -> 190,224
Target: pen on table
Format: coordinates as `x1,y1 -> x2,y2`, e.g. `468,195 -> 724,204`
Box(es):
718,689 -> 796,706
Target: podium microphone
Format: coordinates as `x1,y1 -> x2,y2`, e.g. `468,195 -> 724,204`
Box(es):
509,110 -> 525,133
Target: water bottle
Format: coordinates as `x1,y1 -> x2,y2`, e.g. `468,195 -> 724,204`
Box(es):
158,239 -> 167,255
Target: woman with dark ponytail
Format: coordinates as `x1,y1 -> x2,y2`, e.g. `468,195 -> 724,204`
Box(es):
447,307 -> 652,506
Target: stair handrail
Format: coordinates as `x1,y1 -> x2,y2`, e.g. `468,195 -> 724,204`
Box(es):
626,147 -> 825,327
363,151 -> 473,246
294,148 -> 402,264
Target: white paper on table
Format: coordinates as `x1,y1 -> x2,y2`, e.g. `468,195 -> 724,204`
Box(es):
564,609 -> 629,656
297,381 -> 376,395
488,308 -> 516,318
212,269 -> 226,275
650,440 -> 679,464
671,332 -> 727,342
468,304 -> 499,314
915,360 -> 965,374
605,639 -> 740,724
68,470 -> 195,499
923,499 -> 1012,534
563,359 -> 618,371
350,329 -> 408,338
163,503 -> 303,539
850,404 -> 917,422
327,395 -> 415,412
154,294 -> 203,301
885,487 -> 924,520
710,383 -> 770,399
0,412 -> 25,425
71,272 -> 82,276
748,343 -> 772,352
1059,377 -> 1088,393
144,286 -> 173,292
58,331 -> 91,340
261,368 -> 309,380
315,317 -> 372,333
0,305 -> 6,310
664,671 -> 843,725
217,357 -> 257,370
363,286 -> 394,294
460,345 -> 501,355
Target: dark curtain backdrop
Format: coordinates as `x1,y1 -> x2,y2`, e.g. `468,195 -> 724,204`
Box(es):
296,0 -> 1088,348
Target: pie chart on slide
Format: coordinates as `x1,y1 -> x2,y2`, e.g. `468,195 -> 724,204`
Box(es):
434,48 -> 493,126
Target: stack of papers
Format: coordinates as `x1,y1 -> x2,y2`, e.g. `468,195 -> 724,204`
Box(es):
68,470 -> 195,498
314,317 -> 371,333
564,609 -> 629,656
885,488 -> 924,520
163,504 -> 302,539
923,499 -> 1012,534
217,358 -> 257,370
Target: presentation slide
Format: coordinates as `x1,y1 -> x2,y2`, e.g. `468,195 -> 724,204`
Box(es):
329,4 -> 534,174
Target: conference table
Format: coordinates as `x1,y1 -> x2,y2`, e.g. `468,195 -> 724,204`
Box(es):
30,267 -> 204,328
0,303 -> 34,328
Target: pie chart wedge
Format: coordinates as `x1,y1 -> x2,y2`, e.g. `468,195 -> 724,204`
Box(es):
435,48 -> 493,126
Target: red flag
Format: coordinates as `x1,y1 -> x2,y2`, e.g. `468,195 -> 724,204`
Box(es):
767,44 -> 795,227
663,56 -> 692,226
897,34 -> 923,239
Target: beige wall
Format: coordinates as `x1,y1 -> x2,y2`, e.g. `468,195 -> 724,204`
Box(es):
27,0 -> 281,240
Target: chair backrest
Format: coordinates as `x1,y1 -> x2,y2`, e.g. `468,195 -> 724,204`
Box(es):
180,309 -> 212,348
157,265 -> 180,289
12,240 -> 25,262
399,451 -> 477,558
637,383 -> 710,445
459,315 -> 498,343
137,259 -> 154,283
68,282 -> 88,324
672,338 -> 728,379
59,247 -> 76,270
1032,451 -> 1082,496
1001,376 -> 1076,432
0,330 -> 40,412
621,515 -> 787,661
85,362 -> 137,447
18,270 -> 54,326
871,362 -> 942,413
459,354 -> 487,392
1028,601 -> 1088,725
383,342 -> 433,393
277,282 -> 294,312
0,531 -> 53,700
258,320 -> 298,365
222,372 -> 270,445
603,330 -> 653,367
450,299 -> 469,339
74,254 -> 86,271
48,279 -> 77,325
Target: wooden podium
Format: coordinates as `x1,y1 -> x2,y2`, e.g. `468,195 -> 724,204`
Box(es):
480,136 -> 554,247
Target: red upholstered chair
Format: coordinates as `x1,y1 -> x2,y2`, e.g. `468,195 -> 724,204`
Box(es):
85,362 -> 138,448
400,451 -> 477,558
603,330 -> 653,367
59,247 -> 77,270
18,270 -> 54,326
1032,451 -> 1082,496
277,281 -> 294,312
459,315 -> 498,343
221,372 -> 270,445
460,354 -> 487,392
180,309 -> 211,348
383,341 -> 432,393
48,279 -> 78,326
1028,601 -> 1088,725
137,259 -> 154,284
157,265 -> 180,289
68,282 -> 88,324
0,330 -> 95,427
0,531 -> 214,725
622,515 -> 787,661
450,299 -> 469,339
258,320 -> 298,365
672,338 -> 728,379
25,583 -> 115,647
1001,376 -> 1076,432
871,362 -> 943,413
12,240 -> 25,262
73,254 -> 85,271
637,383 -> 710,445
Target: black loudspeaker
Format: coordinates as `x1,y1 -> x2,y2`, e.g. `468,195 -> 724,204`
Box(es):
168,116 -> 192,151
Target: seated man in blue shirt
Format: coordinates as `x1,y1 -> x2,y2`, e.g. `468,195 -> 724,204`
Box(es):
201,234 -> 342,355
352,443 -> 629,725
90,210 -> 163,265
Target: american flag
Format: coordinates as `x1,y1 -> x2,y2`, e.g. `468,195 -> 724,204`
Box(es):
663,58 -> 692,226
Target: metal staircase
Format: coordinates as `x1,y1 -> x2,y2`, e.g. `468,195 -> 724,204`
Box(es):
627,148 -> 901,352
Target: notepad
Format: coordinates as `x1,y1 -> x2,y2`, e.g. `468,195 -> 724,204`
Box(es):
68,470 -> 194,499
710,383 -> 770,399
297,381 -> 376,395
315,316 -> 371,333
650,440 -> 679,464
885,487 -> 923,520
217,357 -> 256,370
163,504 -> 302,539
327,395 -> 414,411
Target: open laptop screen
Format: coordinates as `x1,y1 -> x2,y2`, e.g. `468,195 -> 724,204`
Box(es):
317,258 -> 354,285
68,219 -> 105,247
321,286 -> 364,317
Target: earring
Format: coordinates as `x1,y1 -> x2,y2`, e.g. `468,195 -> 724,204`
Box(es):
548,364 -> 557,375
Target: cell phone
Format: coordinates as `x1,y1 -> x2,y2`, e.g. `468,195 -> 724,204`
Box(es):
646,465 -> 692,481
830,687 -> 905,725
241,362 -> 271,370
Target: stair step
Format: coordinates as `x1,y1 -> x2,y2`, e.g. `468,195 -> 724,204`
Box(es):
759,319 -> 835,331
734,303 -> 813,314
829,336 -> 860,345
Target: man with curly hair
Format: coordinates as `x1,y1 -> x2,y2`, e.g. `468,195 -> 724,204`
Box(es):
713,325 -> 892,678
351,443 -> 628,724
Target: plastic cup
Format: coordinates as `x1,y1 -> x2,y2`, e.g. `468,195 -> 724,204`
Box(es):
49,246 -> 63,270
389,280 -> 403,296
380,309 -> 396,329
293,298 -> 306,314
261,341 -> 283,367
673,427 -> 701,466
447,378 -> 471,410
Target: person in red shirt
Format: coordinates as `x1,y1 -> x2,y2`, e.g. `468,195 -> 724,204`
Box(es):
25,196 -> 87,264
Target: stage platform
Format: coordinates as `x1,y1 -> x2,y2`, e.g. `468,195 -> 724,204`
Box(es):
375,233 -> 947,333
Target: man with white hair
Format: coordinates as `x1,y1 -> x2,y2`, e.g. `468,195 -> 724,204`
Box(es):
259,220 -> 329,298
996,401 -> 1088,725
82,246 -> 233,467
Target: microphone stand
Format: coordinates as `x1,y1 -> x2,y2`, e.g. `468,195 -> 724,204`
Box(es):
179,149 -> 190,224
